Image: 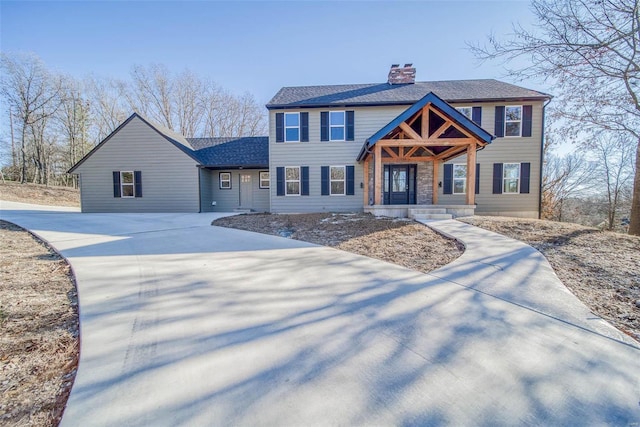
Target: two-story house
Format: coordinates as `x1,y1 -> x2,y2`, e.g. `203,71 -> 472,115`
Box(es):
69,64 -> 550,218
266,64 -> 550,219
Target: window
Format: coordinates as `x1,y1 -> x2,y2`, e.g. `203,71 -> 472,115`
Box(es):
503,163 -> 520,193
120,171 -> 135,198
259,171 -> 269,189
456,107 -> 472,120
285,167 -> 300,195
219,172 -> 231,189
330,166 -> 345,195
330,111 -> 345,141
505,106 -> 522,137
285,113 -> 300,142
452,164 -> 467,194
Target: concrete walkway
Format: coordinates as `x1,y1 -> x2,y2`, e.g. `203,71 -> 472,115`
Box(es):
1,201 -> 639,426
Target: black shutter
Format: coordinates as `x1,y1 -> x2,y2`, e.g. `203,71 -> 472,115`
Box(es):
346,165 -> 355,195
520,163 -> 531,194
472,106 -> 482,126
522,105 -> 533,137
495,106 -> 505,137
300,112 -> 309,142
134,171 -> 142,197
443,164 -> 453,195
493,163 -> 503,194
301,166 -> 309,195
321,166 -> 330,195
275,113 -> 284,143
320,112 -> 329,141
276,167 -> 285,196
346,111 -> 355,141
113,171 -> 121,198
475,164 -> 480,195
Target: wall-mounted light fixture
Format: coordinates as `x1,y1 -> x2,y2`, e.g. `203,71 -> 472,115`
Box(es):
360,182 -> 364,188
438,181 -> 442,188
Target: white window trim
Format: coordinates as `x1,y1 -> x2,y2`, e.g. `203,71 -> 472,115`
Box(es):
503,162 -> 520,194
259,171 -> 270,189
219,172 -> 232,190
120,171 -> 135,198
456,106 -> 473,120
452,164 -> 467,195
330,165 -> 346,196
329,111 -> 346,142
504,105 -> 523,138
284,112 -> 300,143
285,166 -> 300,196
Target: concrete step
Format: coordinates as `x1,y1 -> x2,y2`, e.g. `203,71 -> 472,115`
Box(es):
234,208 -> 253,213
411,213 -> 454,220
409,208 -> 448,215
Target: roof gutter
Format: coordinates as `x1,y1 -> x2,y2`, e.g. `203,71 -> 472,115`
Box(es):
538,97 -> 553,219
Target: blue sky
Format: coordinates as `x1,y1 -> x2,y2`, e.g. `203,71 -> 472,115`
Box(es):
1,1 -> 544,105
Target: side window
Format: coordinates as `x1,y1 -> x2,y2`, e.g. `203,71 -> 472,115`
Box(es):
456,107 -> 472,120
285,167 -> 300,196
330,111 -> 345,141
219,172 -> 231,189
285,112 -> 300,142
120,171 -> 135,197
503,163 -> 520,193
259,171 -> 269,189
330,166 -> 345,195
452,164 -> 467,194
504,106 -> 522,137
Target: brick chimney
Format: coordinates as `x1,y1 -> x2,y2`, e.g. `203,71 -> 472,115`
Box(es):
387,63 -> 416,85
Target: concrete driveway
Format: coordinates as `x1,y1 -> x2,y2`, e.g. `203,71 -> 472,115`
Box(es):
1,201 -> 639,426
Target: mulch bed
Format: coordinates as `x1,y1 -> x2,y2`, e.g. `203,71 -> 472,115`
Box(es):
213,212 -> 464,274
0,221 -> 79,426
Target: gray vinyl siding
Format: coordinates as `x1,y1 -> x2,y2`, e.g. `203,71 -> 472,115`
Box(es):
269,106 -> 406,213
209,169 -> 270,212
74,116 -> 200,213
269,100 -> 544,216
440,101 -> 544,217
199,168 -> 214,212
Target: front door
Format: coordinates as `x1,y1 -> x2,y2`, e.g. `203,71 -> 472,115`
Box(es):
384,165 -> 416,205
239,174 -> 253,208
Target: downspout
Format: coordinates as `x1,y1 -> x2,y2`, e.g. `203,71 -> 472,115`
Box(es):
539,98 -> 552,219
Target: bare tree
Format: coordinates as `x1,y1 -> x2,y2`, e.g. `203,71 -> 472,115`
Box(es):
58,77 -> 91,186
542,150 -> 597,221
470,0 -> 640,235
592,134 -> 635,230
1,53 -> 62,183
85,75 -> 128,143
129,64 -> 174,130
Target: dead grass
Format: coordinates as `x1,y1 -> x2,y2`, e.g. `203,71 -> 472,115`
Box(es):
213,212 -> 463,275
459,216 -> 640,342
0,221 -> 79,426
0,182 -> 79,207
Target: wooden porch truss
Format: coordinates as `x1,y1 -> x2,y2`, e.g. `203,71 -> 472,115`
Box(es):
361,101 -> 489,206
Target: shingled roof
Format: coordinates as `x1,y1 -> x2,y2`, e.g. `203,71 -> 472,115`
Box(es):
188,137 -> 269,168
266,79 -> 551,109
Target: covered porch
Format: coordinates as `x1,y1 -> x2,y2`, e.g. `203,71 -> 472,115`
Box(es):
357,92 -> 494,218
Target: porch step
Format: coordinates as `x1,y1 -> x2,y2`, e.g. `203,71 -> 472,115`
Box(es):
411,213 -> 454,220
409,208 -> 448,215
234,208 -> 253,213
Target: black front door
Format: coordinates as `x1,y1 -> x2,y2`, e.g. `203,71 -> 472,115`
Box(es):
384,165 -> 416,205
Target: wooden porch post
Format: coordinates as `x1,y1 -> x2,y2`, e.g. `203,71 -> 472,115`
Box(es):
374,144 -> 382,205
466,143 -> 476,205
432,159 -> 439,205
363,157 -> 369,206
